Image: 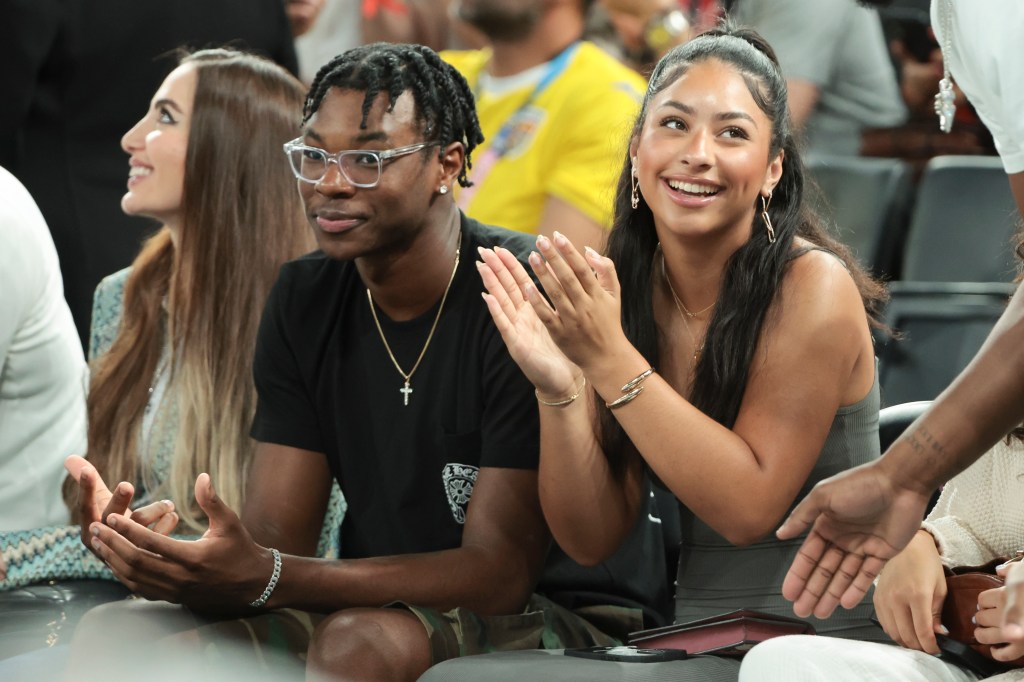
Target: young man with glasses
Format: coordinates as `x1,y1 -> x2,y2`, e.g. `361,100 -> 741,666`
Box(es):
77,43 -> 667,681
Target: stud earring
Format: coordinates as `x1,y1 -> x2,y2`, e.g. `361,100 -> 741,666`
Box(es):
630,165 -> 640,210
761,193 -> 776,244
439,185 -> 449,195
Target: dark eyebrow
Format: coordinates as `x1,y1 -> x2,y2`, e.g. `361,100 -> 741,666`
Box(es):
301,128 -> 390,146
658,100 -> 758,127
153,98 -> 184,114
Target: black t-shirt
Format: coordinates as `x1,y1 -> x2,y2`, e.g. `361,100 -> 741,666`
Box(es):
252,214 -> 669,625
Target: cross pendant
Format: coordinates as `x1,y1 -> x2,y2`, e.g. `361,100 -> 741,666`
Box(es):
400,381 -> 413,406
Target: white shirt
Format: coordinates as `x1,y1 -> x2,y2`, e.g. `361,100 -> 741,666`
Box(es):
0,166 -> 87,531
932,0 -> 1024,173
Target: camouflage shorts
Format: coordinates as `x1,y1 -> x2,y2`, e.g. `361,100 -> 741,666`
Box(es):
399,594 -> 645,665
174,594 -> 641,672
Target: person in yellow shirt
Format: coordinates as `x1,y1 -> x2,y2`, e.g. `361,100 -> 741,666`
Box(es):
444,0 -> 645,249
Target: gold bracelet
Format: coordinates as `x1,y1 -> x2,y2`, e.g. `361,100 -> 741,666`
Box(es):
536,377 -> 587,407
620,367 -> 654,393
607,385 -> 644,410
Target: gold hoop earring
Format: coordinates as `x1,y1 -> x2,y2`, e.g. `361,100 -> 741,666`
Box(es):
631,166 -> 640,209
761,193 -> 776,244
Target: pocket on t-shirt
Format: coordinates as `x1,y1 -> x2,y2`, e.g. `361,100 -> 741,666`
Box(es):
440,428 -> 482,461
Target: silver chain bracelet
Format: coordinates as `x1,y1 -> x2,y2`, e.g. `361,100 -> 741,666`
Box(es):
249,548 -> 282,608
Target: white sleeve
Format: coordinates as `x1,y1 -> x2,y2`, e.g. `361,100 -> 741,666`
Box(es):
922,439 -> 1024,568
0,168 -> 45,366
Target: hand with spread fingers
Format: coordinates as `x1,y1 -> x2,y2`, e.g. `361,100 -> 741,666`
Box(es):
872,529 -> 947,654
777,459 -> 931,619
477,244 -> 581,399
975,567 -> 1024,663
65,454 -> 179,557
521,231 -> 631,376
88,472 -> 272,613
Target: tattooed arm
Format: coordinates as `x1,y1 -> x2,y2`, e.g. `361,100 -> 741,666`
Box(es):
777,284 -> 1024,618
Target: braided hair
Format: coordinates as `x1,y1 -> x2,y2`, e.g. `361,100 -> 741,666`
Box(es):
303,43 -> 484,188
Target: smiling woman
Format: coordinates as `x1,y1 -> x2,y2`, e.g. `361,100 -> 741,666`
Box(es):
0,48 -> 343,603
421,23 -> 890,682
118,64 -> 195,229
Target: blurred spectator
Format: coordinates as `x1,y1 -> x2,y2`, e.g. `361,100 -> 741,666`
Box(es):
727,0 -> 907,157
0,166 -> 86,532
592,0 -> 907,157
290,0 -> 463,84
0,0 -> 298,348
444,0 -> 645,248
862,0 -> 998,165
593,0 -> 693,72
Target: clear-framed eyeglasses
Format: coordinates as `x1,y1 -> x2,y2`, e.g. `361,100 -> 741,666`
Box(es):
283,138 -> 440,188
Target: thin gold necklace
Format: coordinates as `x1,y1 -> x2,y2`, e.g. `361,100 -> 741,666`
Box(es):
676,297 -> 715,318
367,232 -> 461,406
662,253 -> 713,362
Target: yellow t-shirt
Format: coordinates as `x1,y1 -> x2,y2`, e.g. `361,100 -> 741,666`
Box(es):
443,42 -> 645,235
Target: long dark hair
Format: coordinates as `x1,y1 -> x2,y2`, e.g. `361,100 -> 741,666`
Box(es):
599,26 -> 888,476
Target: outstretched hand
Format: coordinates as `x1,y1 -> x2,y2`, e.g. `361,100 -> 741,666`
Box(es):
777,460 -> 931,619
65,455 -> 178,556
88,473 -> 273,612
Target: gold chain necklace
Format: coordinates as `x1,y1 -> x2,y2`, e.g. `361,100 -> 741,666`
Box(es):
367,232 -> 461,406
662,253 -> 714,362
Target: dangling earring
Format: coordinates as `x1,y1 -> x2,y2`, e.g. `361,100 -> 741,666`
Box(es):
761,193 -> 776,244
630,164 -> 640,209
439,184 -> 449,195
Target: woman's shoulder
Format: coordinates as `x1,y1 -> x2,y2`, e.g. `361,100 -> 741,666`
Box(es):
772,242 -> 869,350
89,267 -> 132,360
94,267 -> 131,302
782,243 -> 862,309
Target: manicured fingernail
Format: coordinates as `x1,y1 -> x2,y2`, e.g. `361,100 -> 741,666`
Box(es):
91,538 -> 101,550
90,525 -> 100,536
162,500 -> 173,508
537,235 -> 551,250
529,251 -> 542,266
553,231 -> 567,247
971,615 -> 976,624
939,625 -> 949,634
477,246 -> 485,257
108,516 -> 118,528
585,246 -> 598,258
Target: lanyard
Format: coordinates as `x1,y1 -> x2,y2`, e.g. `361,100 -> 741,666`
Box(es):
459,42 -> 580,210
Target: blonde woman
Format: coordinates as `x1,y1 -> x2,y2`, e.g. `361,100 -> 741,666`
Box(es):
1,48 -> 341,596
